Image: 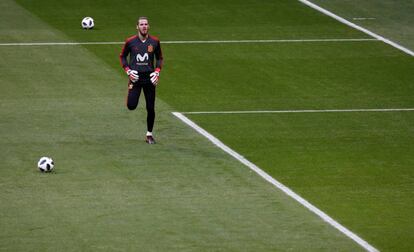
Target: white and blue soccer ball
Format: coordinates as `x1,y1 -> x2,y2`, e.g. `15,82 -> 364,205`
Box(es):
81,17 -> 94,29
37,157 -> 54,172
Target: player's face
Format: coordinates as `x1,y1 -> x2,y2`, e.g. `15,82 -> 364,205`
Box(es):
137,19 -> 149,36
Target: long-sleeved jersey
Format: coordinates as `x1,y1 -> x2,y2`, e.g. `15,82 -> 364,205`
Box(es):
119,34 -> 163,74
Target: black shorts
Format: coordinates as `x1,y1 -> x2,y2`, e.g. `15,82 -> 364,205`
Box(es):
126,72 -> 156,111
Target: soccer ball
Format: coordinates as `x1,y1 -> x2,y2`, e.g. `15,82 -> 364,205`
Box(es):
37,157 -> 54,172
81,17 -> 94,29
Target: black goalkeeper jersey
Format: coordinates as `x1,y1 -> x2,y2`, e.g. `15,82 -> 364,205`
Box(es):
119,34 -> 163,74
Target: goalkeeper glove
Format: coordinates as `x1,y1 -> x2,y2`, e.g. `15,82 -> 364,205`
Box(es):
127,69 -> 139,83
150,69 -> 160,86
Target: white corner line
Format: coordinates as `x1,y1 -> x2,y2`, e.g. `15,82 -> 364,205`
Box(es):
172,111 -> 379,252
0,38 -> 377,46
298,0 -> 414,56
181,108 -> 414,115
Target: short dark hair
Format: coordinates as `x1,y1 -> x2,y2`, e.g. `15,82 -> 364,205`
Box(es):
137,17 -> 149,24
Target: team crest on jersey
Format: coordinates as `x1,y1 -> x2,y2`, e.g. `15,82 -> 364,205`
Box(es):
147,45 -> 153,53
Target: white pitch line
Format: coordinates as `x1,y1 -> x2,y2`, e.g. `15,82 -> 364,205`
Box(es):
298,0 -> 414,56
353,18 -> 376,21
182,108 -> 414,115
0,41 -> 124,46
172,112 -> 379,252
0,38 -> 377,46
162,38 -> 377,44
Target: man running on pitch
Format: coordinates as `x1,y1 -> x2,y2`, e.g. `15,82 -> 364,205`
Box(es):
120,16 -> 163,144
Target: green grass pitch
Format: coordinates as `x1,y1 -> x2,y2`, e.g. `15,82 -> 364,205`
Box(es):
1,0 -> 413,251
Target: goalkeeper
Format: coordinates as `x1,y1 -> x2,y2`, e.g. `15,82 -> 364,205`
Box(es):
119,16 -> 163,144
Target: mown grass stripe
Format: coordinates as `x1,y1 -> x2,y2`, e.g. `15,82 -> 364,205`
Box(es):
0,38 -> 377,46
172,112 -> 379,252
181,108 -> 414,115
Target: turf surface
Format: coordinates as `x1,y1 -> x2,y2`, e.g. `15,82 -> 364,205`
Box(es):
1,0 -> 413,251
310,0 -> 414,50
